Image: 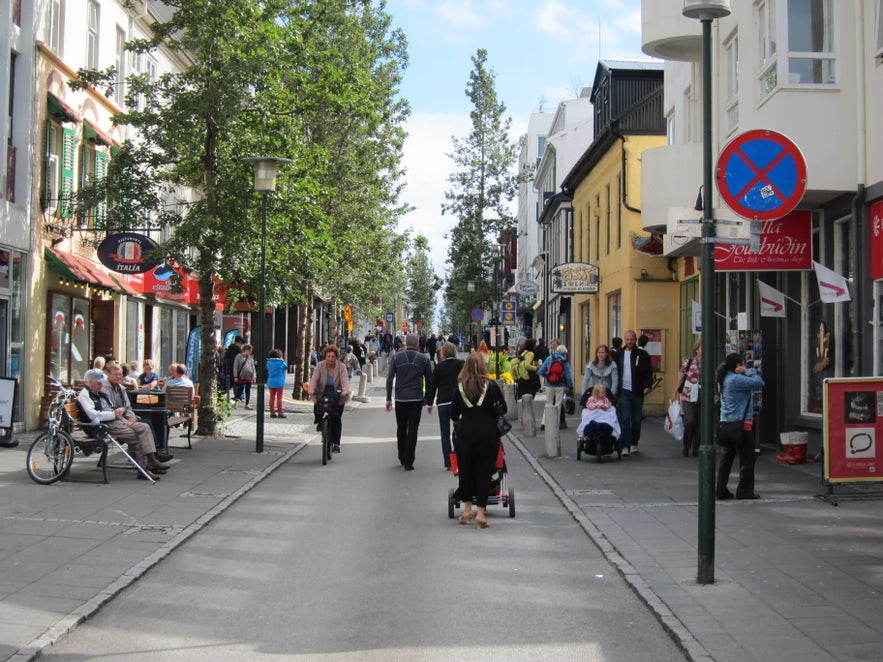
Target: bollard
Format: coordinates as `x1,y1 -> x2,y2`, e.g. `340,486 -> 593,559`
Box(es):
520,394 -> 536,437
544,403 -> 560,457
352,371 -> 370,402
366,361 -> 373,383
502,382 -> 517,421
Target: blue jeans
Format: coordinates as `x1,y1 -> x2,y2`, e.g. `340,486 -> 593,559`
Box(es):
438,403 -> 453,468
618,389 -> 644,450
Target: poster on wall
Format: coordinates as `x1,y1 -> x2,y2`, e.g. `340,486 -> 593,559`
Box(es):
639,329 -> 663,371
725,329 -> 763,411
823,377 -> 883,483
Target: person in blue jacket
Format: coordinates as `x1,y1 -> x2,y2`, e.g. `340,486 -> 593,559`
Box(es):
716,352 -> 765,500
538,344 -> 573,430
266,349 -> 288,418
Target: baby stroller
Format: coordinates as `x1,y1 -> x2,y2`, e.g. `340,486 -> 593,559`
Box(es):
576,404 -> 622,463
448,439 -> 515,519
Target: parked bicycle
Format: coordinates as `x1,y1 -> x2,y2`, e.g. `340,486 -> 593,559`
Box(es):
26,384 -> 78,484
317,391 -> 341,466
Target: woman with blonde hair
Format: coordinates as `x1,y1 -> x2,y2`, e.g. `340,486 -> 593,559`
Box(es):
450,352 -> 506,528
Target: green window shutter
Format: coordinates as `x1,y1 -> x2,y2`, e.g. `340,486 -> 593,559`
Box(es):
94,150 -> 107,225
60,127 -> 76,218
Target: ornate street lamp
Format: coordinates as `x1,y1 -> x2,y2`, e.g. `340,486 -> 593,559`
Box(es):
241,157 -> 291,453
682,0 -> 731,585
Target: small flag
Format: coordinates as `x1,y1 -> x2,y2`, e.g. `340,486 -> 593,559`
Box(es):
757,281 -> 786,317
813,261 -> 851,304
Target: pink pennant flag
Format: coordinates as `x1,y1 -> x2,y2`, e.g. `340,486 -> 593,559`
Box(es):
757,281 -> 786,317
813,261 -> 851,304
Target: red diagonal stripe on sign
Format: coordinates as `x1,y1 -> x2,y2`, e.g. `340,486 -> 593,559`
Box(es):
733,146 -> 789,201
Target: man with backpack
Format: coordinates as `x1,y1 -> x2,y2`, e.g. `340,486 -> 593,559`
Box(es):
538,343 -> 573,430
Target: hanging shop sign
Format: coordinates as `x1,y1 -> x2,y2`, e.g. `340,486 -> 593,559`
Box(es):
96,233 -> 158,274
549,262 -> 599,294
515,281 -> 539,296
714,210 -> 812,272
870,200 -> 883,280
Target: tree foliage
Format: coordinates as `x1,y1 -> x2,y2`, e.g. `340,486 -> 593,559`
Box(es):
441,49 -> 519,336
404,235 -> 441,332
71,0 -> 410,435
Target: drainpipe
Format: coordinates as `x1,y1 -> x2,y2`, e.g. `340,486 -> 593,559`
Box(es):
611,122 -> 641,214
853,2 -> 868,370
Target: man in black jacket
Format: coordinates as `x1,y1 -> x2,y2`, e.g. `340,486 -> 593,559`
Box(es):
617,330 -> 652,456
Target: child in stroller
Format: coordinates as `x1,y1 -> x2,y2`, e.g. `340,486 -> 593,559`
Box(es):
576,384 -> 622,461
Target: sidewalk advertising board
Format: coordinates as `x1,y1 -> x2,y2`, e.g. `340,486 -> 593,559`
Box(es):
823,377 -> 883,483
0,377 -> 16,435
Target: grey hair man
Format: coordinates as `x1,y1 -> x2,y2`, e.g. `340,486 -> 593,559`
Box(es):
78,369 -> 170,480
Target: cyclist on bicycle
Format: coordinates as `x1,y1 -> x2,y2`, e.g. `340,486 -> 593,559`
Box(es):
307,344 -> 350,453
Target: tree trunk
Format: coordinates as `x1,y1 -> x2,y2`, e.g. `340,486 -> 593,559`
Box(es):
196,276 -> 220,437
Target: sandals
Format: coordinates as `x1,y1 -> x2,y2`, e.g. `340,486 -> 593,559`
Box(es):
458,512 -> 475,524
475,518 -> 489,529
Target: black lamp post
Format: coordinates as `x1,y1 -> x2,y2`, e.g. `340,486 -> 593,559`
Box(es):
682,0 -> 731,585
242,157 -> 291,453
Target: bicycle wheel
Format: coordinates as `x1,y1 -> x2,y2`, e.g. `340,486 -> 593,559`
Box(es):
26,431 -> 75,485
321,418 -> 330,465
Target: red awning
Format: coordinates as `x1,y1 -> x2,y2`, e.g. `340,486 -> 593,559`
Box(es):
46,247 -> 139,295
630,231 -> 664,255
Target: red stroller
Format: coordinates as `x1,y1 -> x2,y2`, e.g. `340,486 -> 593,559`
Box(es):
448,439 -> 515,519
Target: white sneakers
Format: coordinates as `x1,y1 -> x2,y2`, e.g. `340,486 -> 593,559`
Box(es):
621,447 -> 630,456
630,445 -> 639,453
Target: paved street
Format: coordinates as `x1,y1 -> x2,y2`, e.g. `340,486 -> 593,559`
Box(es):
0,368 -> 881,660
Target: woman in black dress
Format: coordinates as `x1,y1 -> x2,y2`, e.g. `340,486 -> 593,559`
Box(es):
450,353 -> 506,528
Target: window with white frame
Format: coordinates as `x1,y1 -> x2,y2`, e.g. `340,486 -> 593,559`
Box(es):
115,27 -> 126,103
757,0 -> 835,99
48,0 -> 63,53
86,0 -> 100,70
608,291 -> 621,341
724,34 -> 739,133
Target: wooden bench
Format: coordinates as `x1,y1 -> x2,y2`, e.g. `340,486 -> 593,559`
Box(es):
62,403 -> 154,483
165,385 -> 195,449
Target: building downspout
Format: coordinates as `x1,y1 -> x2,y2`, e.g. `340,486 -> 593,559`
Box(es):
854,1 -> 868,370
611,123 -> 641,214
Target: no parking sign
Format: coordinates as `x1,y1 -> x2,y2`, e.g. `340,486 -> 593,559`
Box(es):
716,129 -> 807,221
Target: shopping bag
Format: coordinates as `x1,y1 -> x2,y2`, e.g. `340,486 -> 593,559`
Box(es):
664,400 -> 684,441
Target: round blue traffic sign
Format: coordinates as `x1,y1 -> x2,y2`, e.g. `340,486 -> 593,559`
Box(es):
716,129 -> 807,221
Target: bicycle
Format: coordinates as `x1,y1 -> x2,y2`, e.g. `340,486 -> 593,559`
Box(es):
26,385 -> 78,484
317,391 -> 341,466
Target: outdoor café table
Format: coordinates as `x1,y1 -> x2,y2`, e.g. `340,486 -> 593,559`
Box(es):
127,389 -> 169,454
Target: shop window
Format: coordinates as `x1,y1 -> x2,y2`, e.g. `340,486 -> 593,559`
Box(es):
48,293 -> 90,385
608,291 -> 621,341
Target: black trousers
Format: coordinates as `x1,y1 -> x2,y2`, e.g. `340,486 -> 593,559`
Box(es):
394,400 -> 423,468
716,428 -> 756,498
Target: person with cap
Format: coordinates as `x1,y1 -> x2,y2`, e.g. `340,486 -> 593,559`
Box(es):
77,369 -> 171,480
538,342 -> 573,430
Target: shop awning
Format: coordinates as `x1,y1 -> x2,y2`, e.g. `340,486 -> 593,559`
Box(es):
630,231 -> 664,255
83,119 -> 111,146
47,93 -> 79,124
45,247 -> 138,295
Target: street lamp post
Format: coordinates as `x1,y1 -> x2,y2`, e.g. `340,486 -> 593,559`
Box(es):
492,244 -> 503,379
242,157 -> 291,453
682,0 -> 731,585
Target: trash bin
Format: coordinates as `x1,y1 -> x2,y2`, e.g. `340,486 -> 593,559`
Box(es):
776,431 -> 808,465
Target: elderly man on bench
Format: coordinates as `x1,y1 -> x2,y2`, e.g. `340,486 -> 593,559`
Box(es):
77,369 -> 171,481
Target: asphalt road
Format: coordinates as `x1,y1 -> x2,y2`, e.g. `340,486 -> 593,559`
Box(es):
40,396 -> 687,661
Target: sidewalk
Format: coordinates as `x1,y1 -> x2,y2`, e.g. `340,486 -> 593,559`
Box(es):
1,370 -> 882,661
0,382 -> 319,662
509,391 -> 883,662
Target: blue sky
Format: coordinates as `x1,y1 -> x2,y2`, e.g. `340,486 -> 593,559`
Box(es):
384,0 -> 650,280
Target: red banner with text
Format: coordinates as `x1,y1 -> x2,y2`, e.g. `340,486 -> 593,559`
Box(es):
823,377 -> 883,484
714,210 -> 812,272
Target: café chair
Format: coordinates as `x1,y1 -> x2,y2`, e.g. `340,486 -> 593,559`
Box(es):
165,385 -> 195,449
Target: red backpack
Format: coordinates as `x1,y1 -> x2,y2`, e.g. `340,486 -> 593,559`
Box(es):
546,358 -> 565,384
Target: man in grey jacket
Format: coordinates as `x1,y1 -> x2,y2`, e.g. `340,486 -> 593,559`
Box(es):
386,333 -> 433,471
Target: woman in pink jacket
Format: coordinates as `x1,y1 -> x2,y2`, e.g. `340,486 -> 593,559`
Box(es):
308,344 -> 351,453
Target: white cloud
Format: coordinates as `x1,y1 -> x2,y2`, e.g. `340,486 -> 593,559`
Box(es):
434,0 -> 487,29
399,111 -> 472,278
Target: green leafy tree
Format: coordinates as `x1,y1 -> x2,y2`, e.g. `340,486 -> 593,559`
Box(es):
441,49 -> 519,337
71,0 -> 410,435
405,235 -> 441,332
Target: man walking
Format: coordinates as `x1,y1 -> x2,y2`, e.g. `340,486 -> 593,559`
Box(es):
385,333 -> 433,471
616,330 -> 652,456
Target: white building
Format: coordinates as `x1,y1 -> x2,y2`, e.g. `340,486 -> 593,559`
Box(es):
642,1 -> 883,438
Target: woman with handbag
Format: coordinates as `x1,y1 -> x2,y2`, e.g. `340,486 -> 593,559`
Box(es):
450,353 -> 506,528
232,344 -> 257,409
672,340 -> 702,457
716,352 -> 765,500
